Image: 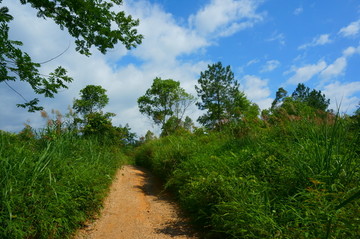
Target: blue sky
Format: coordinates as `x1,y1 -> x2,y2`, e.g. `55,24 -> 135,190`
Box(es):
1,0 -> 360,135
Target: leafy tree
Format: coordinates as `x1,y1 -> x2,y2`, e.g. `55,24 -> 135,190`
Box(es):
291,83 -> 309,102
72,85 -> 116,137
1,5 -> 72,111
161,116 -> 181,137
271,87 -> 287,110
267,84 -> 331,124
1,0 -> 143,111
161,115 -> 195,137
82,111 -> 114,136
81,112 -> 136,146
73,85 -> 109,116
114,124 -> 137,146
291,83 -> 330,111
17,0 -> 143,55
195,62 -> 251,129
137,77 -> 195,128
306,89 -> 330,111
183,116 -> 195,132
144,130 -> 156,142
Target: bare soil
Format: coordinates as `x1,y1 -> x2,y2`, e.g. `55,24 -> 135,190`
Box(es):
73,165 -> 199,239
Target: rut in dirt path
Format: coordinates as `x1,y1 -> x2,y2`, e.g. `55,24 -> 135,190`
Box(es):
74,165 -> 199,239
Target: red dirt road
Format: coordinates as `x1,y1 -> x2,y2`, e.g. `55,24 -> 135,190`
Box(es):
74,165 -> 198,239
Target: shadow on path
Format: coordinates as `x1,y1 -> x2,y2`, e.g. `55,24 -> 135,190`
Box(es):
133,166 -> 200,238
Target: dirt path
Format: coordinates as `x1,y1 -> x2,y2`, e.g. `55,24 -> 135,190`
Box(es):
74,165 -> 199,239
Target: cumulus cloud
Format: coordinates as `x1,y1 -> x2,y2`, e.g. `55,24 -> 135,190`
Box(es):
319,57 -> 347,80
125,1 -> 208,64
339,19 -> 360,37
288,44 -> 360,85
189,0 -> 265,37
241,75 -> 272,109
342,45 -> 360,57
287,61 -> 327,84
298,34 -> 332,50
286,46 -> 360,112
323,81 -> 360,113
319,45 -> 360,80
1,0 -> 220,135
260,60 -> 280,72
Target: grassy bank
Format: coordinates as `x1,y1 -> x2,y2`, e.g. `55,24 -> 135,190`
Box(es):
134,117 -> 360,238
0,130 -> 128,239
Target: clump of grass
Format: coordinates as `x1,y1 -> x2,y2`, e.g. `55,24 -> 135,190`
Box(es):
134,116 -> 360,238
0,128 -> 128,238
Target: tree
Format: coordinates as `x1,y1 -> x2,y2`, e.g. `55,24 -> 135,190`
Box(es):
72,85 -> 135,144
137,77 -> 195,128
267,84 -> 331,124
291,83 -> 330,111
271,87 -> 287,110
1,0 -> 143,111
291,83 -> 309,102
72,85 -> 114,135
195,62 -> 251,129
306,89 -> 330,111
1,5 -> 73,111
183,116 -> 195,132
114,124 -> 137,146
144,130 -> 156,142
81,111 -> 116,138
17,0 -> 143,55
161,116 -> 181,137
160,115 -> 195,136
73,85 -> 109,116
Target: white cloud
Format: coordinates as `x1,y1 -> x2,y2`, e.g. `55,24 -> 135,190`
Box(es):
342,45 -> 360,57
287,61 -> 327,84
343,46 -> 357,57
0,0 -> 216,136
189,0 -> 265,37
323,81 -> 360,113
315,34 -> 331,45
288,45 -> 360,84
298,34 -> 332,50
246,59 -> 260,66
124,1 -> 208,64
260,60 -> 280,72
266,32 -> 286,45
319,45 -> 360,80
4,0 -> 75,61
241,75 -> 272,109
293,7 -> 303,15
320,57 -> 347,80
339,19 -> 360,37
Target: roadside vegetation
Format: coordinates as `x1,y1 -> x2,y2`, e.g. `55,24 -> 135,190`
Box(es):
2,56 -> 359,238
2,2 -> 359,236
135,114 -> 359,238
0,85 -> 136,239
134,63 -> 360,238
0,128 -> 128,238
1,3 -> 142,236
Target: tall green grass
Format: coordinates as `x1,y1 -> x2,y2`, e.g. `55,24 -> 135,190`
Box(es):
0,130 -> 128,238
134,117 -> 360,238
